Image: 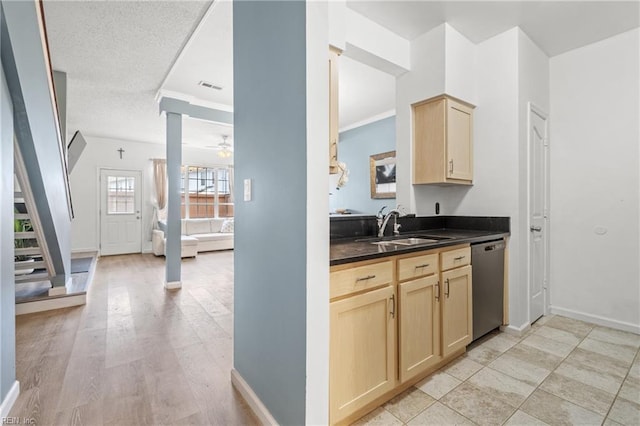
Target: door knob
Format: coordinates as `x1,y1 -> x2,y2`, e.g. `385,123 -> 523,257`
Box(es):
530,226 -> 542,232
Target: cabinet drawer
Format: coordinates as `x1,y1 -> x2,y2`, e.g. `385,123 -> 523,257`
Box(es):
398,253 -> 438,281
330,260 -> 393,299
441,246 -> 471,271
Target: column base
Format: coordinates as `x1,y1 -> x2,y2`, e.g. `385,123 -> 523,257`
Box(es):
164,280 -> 182,290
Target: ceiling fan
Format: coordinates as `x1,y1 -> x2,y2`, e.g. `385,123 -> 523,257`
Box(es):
216,135 -> 233,158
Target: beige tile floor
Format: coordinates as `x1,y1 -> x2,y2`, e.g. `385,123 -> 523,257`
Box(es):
354,315 -> 640,426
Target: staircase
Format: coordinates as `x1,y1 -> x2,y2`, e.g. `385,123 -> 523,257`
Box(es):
13,189 -> 51,284
4,0 -> 83,315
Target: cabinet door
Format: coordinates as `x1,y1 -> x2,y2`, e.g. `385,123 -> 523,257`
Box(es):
446,100 -> 473,181
412,98 -> 446,184
329,47 -> 340,174
330,285 -> 396,424
398,275 -> 441,383
441,265 -> 473,356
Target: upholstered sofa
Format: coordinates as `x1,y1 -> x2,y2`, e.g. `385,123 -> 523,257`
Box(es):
152,218 -> 234,258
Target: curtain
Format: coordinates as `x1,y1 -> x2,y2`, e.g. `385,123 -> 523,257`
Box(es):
152,159 -> 167,228
228,165 -> 234,203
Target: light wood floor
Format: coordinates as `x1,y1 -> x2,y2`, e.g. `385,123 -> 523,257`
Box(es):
10,251 -> 259,425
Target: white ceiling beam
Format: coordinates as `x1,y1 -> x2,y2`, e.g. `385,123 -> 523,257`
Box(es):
343,9 -> 411,76
159,96 -> 233,126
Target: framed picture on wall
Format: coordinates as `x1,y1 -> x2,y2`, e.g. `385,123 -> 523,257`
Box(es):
370,150 -> 396,199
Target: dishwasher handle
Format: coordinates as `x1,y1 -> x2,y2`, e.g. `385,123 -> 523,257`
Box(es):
483,242 -> 505,252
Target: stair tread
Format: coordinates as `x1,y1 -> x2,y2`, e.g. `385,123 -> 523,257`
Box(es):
15,260 -> 46,270
14,231 -> 36,239
15,247 -> 41,255
15,272 -> 49,283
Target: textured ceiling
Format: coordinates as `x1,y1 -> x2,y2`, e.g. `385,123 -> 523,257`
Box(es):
43,0 -> 218,146
162,0 -> 233,109
44,1 -> 639,150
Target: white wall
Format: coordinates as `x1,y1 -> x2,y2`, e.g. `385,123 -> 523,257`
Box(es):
69,135 -> 232,253
550,28 -> 640,333
396,24 -> 446,214
305,3 -> 330,422
398,24 -> 479,217
398,26 -> 552,330
444,24 -> 478,105
441,28 -> 528,329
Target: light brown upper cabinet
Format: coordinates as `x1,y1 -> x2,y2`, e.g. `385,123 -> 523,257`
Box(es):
412,95 -> 475,185
329,47 -> 341,174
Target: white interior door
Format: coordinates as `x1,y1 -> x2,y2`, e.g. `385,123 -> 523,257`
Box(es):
100,169 -> 142,256
529,104 -> 549,323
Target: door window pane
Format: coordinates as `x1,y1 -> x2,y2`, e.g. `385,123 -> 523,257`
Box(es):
107,176 -> 135,214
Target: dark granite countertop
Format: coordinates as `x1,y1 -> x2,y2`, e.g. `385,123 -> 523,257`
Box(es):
330,228 -> 509,266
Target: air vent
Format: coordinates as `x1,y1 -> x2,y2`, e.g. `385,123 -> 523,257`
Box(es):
198,80 -> 223,90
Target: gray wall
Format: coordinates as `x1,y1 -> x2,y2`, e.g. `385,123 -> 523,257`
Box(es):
0,53 -> 16,404
330,116 -> 396,214
233,1 -> 307,424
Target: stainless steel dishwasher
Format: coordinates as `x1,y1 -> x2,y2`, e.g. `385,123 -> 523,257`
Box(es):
471,240 -> 505,341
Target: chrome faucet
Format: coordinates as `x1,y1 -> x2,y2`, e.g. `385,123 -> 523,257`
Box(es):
378,205 -> 405,237
376,206 -> 387,232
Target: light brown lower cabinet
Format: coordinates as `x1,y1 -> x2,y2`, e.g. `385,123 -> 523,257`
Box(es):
329,285 -> 396,425
329,245 -> 474,425
398,274 -> 441,383
441,264 -> 473,356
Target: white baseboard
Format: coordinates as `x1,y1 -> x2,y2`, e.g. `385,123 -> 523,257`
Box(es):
230,369 -> 278,426
71,247 -> 98,255
550,306 -> 640,335
164,280 -> 182,290
16,294 -> 86,315
71,250 -> 99,260
501,321 -> 531,336
0,381 -> 20,419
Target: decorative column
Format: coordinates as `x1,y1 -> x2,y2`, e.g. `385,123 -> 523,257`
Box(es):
164,112 -> 182,289
158,96 -> 233,289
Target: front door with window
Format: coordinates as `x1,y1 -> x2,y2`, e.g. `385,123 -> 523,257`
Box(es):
100,169 -> 142,255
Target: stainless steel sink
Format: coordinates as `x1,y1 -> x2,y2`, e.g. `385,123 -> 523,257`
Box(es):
372,237 -> 438,246
355,233 -> 453,246
412,235 -> 455,240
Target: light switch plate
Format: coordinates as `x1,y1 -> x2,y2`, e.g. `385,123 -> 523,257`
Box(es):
244,179 -> 252,201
